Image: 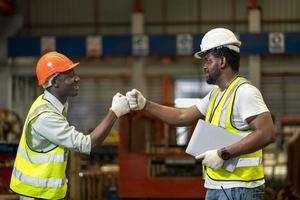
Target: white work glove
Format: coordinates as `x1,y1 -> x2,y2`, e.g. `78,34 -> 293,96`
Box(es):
126,89 -> 146,110
196,149 -> 224,170
110,93 -> 130,118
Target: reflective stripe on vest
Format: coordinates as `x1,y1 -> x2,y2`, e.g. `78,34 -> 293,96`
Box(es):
10,95 -> 68,199
204,77 -> 264,182
13,168 -> 66,187
237,157 -> 262,167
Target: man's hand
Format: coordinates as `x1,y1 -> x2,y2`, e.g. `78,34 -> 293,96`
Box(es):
110,93 -> 130,118
126,89 -> 146,110
196,149 -> 224,170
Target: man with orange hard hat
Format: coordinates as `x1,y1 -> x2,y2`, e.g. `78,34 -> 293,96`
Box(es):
9,51 -> 129,199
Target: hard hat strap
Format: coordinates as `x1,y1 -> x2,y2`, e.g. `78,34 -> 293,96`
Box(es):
42,73 -> 60,89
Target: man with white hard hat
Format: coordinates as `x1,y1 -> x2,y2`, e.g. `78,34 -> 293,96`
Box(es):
126,28 -> 275,199
10,51 -> 130,199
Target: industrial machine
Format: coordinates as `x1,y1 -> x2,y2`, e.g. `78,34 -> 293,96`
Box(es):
119,111 -> 206,199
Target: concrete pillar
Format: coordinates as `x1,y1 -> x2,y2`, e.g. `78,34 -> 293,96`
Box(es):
131,12 -> 147,95
131,13 -> 144,35
248,8 -> 261,89
248,56 -> 261,88
132,58 -> 146,94
0,63 -> 12,109
0,15 -> 22,110
0,15 -> 23,61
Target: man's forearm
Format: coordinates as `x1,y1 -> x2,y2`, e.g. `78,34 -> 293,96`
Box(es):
145,101 -> 198,126
225,112 -> 275,157
226,129 -> 274,158
90,110 -> 117,147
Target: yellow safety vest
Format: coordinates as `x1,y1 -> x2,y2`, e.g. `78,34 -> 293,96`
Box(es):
205,77 -> 264,181
10,95 -> 68,199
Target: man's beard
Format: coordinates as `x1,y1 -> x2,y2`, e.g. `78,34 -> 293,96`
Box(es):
206,66 -> 221,85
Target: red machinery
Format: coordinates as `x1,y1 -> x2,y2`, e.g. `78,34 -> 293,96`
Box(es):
280,115 -> 300,197
119,111 -> 206,199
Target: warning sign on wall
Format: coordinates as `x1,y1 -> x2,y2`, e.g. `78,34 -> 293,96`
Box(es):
132,35 -> 149,56
269,32 -> 285,54
41,36 -> 56,54
176,34 -> 193,55
86,36 -> 102,57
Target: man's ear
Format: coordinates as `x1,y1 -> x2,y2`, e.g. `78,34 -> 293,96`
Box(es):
52,77 -> 59,88
220,56 -> 227,69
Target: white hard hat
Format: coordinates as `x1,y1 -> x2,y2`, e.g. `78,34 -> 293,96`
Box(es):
194,28 -> 241,59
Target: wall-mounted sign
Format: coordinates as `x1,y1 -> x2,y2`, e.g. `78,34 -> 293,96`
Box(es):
176,34 -> 193,55
41,36 -> 56,54
132,35 -> 149,56
269,32 -> 285,53
86,36 -> 102,57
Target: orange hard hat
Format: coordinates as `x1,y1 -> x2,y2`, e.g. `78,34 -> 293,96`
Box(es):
36,51 -> 79,85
